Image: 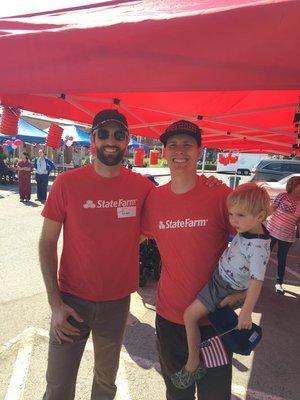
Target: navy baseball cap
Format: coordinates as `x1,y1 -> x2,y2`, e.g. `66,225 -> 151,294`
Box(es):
207,306 -> 262,355
92,109 -> 128,131
159,120 -> 202,146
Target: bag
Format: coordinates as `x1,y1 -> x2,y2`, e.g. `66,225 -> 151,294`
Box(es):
207,306 -> 262,355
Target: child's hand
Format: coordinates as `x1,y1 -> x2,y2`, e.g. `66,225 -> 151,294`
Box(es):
237,310 -> 252,330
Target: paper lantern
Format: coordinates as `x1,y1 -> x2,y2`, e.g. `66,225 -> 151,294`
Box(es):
14,139 -> 22,147
0,106 -> 20,135
46,123 -> 63,149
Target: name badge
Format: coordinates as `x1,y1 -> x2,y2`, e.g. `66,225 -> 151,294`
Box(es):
117,206 -> 136,218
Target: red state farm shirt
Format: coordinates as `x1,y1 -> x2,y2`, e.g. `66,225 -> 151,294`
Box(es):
42,164 -> 153,301
142,176 -> 232,324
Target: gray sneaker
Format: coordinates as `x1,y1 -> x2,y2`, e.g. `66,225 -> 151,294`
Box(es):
171,365 -> 206,389
171,368 -> 195,389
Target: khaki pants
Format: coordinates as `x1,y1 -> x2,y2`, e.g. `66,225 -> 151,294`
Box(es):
43,293 -> 130,400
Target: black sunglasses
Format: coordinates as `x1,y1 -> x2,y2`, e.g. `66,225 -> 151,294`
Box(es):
93,128 -> 128,141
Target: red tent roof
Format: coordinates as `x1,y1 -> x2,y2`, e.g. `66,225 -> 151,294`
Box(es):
0,0 -> 299,154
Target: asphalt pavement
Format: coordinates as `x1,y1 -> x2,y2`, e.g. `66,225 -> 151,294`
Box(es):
0,175 -> 299,400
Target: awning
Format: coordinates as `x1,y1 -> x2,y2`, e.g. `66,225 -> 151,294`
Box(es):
0,1 -> 299,155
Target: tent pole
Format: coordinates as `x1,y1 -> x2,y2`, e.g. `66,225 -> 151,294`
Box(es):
64,96 -> 95,117
62,145 -> 65,171
121,102 -> 161,136
201,148 -> 207,173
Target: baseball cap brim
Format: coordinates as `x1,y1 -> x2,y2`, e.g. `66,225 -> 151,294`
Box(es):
160,130 -> 201,146
93,119 -> 128,131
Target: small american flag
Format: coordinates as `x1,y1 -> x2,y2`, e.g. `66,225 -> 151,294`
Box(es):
200,335 -> 229,368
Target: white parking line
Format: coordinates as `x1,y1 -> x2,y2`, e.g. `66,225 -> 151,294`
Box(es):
1,327 -> 291,400
116,358 -> 132,400
4,329 -> 35,400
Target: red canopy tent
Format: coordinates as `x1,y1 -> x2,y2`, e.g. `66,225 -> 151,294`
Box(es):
0,0 -> 299,155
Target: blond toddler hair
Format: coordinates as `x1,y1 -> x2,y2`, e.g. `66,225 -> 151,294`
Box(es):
227,183 -> 271,219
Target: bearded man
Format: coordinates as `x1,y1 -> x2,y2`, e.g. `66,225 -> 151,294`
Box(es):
39,109 -> 154,400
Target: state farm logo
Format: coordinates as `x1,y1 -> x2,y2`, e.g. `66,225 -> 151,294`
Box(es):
158,218 -> 208,229
83,200 -> 96,209
159,221 -> 166,229
83,198 -> 137,209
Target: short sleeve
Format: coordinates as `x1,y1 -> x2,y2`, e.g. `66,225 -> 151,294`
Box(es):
218,185 -> 234,236
42,175 -> 66,223
141,190 -> 155,238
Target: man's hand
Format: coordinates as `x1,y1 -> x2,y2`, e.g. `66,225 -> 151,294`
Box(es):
237,309 -> 252,330
202,174 -> 223,188
219,292 -> 245,308
51,302 -> 83,344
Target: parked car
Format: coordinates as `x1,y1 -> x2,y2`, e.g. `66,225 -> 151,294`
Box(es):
251,159 -> 300,182
256,174 -> 300,199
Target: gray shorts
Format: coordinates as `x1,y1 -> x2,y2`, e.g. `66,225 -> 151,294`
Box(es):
197,269 -> 245,313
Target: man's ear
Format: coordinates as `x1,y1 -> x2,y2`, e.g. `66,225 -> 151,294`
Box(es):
90,133 -> 96,146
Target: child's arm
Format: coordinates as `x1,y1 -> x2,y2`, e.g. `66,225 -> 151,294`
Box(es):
238,279 -> 263,330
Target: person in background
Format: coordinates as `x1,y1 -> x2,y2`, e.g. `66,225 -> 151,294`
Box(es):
72,146 -> 81,168
34,149 -> 55,203
0,156 -> 16,183
16,151 -> 33,202
267,176 -> 300,294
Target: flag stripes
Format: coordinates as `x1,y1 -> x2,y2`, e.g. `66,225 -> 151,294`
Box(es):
200,336 -> 229,368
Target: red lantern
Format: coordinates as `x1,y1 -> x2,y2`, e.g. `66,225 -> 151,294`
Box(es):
134,148 -> 145,167
150,149 -> 159,165
46,123 -> 63,149
219,154 -> 226,165
0,106 -> 20,135
14,139 -> 22,147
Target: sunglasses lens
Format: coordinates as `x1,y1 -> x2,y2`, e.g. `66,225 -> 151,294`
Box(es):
95,129 -> 109,140
94,128 -> 128,141
114,130 -> 127,141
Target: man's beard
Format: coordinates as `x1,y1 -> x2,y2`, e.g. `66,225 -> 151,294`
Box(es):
96,146 -> 126,166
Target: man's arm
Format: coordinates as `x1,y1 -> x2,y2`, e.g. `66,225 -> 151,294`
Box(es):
39,218 -> 82,343
140,234 -> 147,243
39,218 -> 63,308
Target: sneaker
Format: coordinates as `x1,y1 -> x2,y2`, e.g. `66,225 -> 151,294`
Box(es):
275,283 -> 284,294
192,364 -> 207,381
171,365 -> 206,389
171,368 -> 195,389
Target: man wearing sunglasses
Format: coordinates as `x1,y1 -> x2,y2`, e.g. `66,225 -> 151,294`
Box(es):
39,109 -> 154,400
